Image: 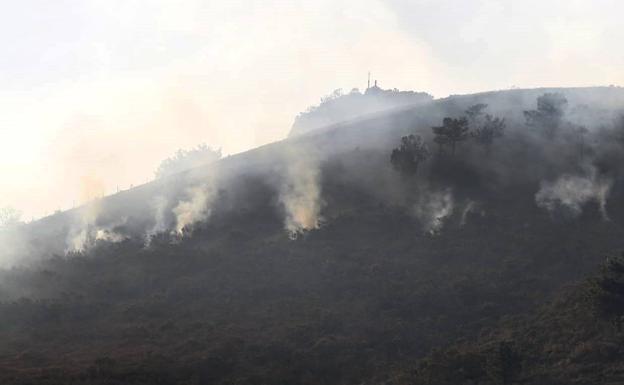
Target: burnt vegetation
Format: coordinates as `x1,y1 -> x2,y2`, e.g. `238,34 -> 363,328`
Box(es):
2,87 -> 624,384
390,134 -> 430,175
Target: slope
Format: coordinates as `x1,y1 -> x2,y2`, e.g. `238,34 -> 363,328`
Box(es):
0,87 -> 623,384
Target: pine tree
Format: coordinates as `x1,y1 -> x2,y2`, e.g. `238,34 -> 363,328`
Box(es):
432,117 -> 470,156
390,134 -> 430,175
471,114 -> 505,154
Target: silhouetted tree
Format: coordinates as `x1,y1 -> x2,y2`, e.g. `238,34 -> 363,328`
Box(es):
320,88 -> 344,104
486,341 -> 520,385
155,144 -> 222,179
390,134 -> 430,175
524,93 -> 568,139
433,134 -> 447,155
471,114 -> 505,154
586,254 -> 624,332
465,103 -> 488,128
432,117 -> 470,156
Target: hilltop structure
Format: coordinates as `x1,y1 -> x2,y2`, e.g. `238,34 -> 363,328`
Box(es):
288,79 -> 433,137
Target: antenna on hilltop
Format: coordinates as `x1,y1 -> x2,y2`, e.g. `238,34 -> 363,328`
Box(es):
367,72 -> 370,89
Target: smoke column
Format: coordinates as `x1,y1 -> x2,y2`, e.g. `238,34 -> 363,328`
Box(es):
278,145 -> 323,238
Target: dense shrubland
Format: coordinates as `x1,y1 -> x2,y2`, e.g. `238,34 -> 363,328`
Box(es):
1,87 -> 624,384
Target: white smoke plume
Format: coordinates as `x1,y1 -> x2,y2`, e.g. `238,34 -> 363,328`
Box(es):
278,145 -> 323,238
66,206 -> 128,252
173,182 -> 217,235
95,228 -> 126,243
145,195 -> 169,245
413,189 -> 455,234
460,200 -> 483,226
0,225 -> 31,268
535,168 -> 612,220
65,200 -> 101,252
65,175 -> 108,252
67,228 -> 91,253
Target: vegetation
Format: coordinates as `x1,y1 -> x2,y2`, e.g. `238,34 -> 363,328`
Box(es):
420,103 -> 506,158
465,103 -> 488,126
3,182 -> 624,384
408,254 -> 624,384
390,134 -> 430,175
155,144 -> 222,179
587,254 -> 624,320
472,114 -> 506,154
432,117 -> 470,155
289,86 -> 432,136
524,92 -> 568,138
3,88 -> 624,384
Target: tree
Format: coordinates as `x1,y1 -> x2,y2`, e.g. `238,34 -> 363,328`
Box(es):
524,93 -> 568,138
465,103 -> 488,127
320,88 -> 343,104
432,117 -> 470,156
486,341 -> 520,385
155,144 -> 222,179
471,114 -> 505,154
587,254 -> 624,320
390,134 -> 430,175
0,206 -> 22,229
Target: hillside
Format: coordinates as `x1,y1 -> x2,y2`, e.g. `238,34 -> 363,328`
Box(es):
288,86 -> 433,137
1,87 -> 624,384
409,255 -> 624,385
5,86 -> 624,266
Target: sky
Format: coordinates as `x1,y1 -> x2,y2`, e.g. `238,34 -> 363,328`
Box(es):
0,0 -> 623,220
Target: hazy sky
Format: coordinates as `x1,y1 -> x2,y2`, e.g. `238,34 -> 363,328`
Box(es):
1,0 -> 623,219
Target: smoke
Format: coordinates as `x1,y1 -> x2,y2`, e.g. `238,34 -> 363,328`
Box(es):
64,175 -> 111,252
67,229 -> 91,252
173,182 -> 217,235
145,195 -> 170,244
3,87 -> 624,265
66,202 -> 130,252
278,145 -> 324,238
95,228 -> 126,243
460,200 -> 477,226
0,225 -> 32,268
413,189 -> 455,234
535,167 -> 612,220
65,200 -> 101,252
